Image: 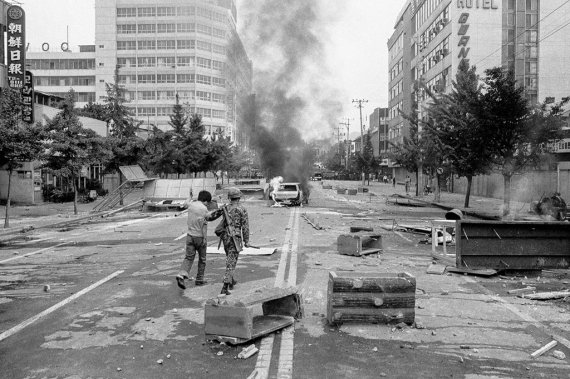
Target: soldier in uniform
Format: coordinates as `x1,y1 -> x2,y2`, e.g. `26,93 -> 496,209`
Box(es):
215,187 -> 250,295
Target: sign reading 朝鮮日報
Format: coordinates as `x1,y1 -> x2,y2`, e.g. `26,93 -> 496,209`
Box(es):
6,5 -> 26,89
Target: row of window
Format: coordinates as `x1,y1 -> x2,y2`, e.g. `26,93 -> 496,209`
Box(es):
507,0 -> 538,11
117,56 -> 223,70
27,59 -> 95,70
418,5 -> 449,51
125,90 -> 225,103
33,76 -> 95,87
117,39 -> 226,54
133,106 -> 226,119
389,100 -> 403,120
47,92 -> 95,103
118,73 -> 225,87
390,58 -> 403,81
117,23 -> 226,38
117,6 -> 227,24
414,0 -> 444,32
390,80 -> 403,101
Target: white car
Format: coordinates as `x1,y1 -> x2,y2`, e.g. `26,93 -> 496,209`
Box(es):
272,182 -> 304,206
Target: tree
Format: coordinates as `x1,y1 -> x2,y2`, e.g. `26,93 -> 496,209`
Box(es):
424,61 -> 491,207
168,94 -> 188,135
204,132 -> 235,183
76,101 -> 108,122
478,67 -> 566,215
180,113 -> 208,175
0,89 -> 46,228
42,90 -> 109,215
353,130 -> 379,185
102,68 -> 144,203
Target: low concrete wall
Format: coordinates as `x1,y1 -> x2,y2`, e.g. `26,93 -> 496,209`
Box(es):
0,169 -> 35,204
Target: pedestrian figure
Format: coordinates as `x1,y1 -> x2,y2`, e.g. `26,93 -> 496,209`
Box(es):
383,175 -> 387,184
405,175 -> 411,194
176,191 -> 223,290
392,176 -> 396,187
215,187 -> 250,295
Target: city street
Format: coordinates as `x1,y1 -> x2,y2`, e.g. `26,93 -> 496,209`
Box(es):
1,182 -> 569,378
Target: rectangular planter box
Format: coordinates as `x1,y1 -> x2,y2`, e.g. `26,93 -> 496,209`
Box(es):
322,185 -> 333,189
357,187 -> 369,193
347,189 -> 358,195
337,233 -> 382,256
336,188 -> 347,194
327,272 -> 416,325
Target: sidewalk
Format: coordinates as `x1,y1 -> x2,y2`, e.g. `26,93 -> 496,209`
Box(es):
320,179 -> 529,220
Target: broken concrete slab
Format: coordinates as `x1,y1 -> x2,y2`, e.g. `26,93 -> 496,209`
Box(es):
426,264 -> 447,275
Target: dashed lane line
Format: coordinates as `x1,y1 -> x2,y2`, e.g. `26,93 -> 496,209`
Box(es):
0,270 -> 124,342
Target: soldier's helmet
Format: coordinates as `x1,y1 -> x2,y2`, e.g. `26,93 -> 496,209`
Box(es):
227,187 -> 242,199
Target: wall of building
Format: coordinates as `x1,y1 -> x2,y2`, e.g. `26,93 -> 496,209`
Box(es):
0,162 -> 38,204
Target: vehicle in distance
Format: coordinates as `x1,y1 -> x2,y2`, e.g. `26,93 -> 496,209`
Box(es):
310,173 -> 323,181
272,182 -> 304,206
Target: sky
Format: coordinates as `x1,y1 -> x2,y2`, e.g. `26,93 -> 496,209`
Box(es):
20,0 -> 406,141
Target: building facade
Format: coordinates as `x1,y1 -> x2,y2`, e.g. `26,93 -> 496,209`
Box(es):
27,0 -> 253,144
388,0 -> 570,179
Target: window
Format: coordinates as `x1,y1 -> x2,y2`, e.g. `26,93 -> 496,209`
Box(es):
117,41 -> 136,50
525,46 -> 538,58
138,7 -> 156,17
213,28 -> 226,39
526,30 -> 538,43
157,74 -> 175,83
117,57 -> 136,68
117,24 -> 136,34
196,107 -> 211,118
177,56 -> 194,67
212,44 -> 225,55
508,0 -> 515,10
124,91 -> 135,101
137,74 -> 156,84
197,24 -> 212,36
212,93 -> 225,103
212,77 -> 225,87
197,7 -> 212,20
526,0 -> 538,11
138,24 -> 156,33
138,40 -> 156,50
526,14 -> 537,28
212,109 -> 225,119
138,91 -> 156,100
525,61 -> 537,75
212,60 -> 223,71
197,57 -> 211,69
196,91 -> 211,101
178,91 -> 194,100
157,39 -> 176,50
157,23 -> 176,33
157,57 -> 175,67
117,8 -> 136,17
118,75 -> 136,84
138,107 -> 156,116
508,29 -> 515,43
177,6 -> 195,16
507,44 -> 515,58
177,40 -> 195,49
157,91 -> 175,100
157,6 -> 175,17
177,74 -> 195,83
137,57 -> 156,67
196,74 -> 211,85
213,11 -> 225,23
197,41 -> 212,52
525,76 -> 538,90
177,23 -> 195,33
507,13 -> 515,26
157,107 -> 173,116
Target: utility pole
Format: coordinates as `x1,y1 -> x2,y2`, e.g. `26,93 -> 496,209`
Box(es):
339,118 -> 352,170
352,99 -> 368,185
333,125 -> 342,168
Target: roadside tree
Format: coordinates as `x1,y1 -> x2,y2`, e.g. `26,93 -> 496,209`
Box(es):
0,89 -> 46,228
353,130 -> 379,185
42,90 -> 109,215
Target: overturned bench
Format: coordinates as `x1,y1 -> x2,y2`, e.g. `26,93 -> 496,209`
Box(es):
337,233 -> 382,256
204,286 -> 303,345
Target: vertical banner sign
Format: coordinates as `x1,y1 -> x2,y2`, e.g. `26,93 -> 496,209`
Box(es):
7,5 -> 26,89
22,71 -> 34,123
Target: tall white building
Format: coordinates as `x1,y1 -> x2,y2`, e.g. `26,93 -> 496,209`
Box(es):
28,0 -> 253,144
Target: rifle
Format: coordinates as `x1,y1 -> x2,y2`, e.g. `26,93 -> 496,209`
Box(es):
220,205 -> 243,253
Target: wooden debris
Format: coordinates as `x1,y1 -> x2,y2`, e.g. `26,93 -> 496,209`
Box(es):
530,340 -> 557,358
337,234 -> 382,257
426,264 -> 447,275
238,344 -> 259,359
302,214 -> 323,230
350,226 -> 373,233
507,286 -> 536,295
520,291 -> 570,300
446,267 -> 498,277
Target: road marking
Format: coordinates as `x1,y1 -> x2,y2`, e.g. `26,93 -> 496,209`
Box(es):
0,242 -> 70,264
0,270 -> 124,342
251,208 -> 298,379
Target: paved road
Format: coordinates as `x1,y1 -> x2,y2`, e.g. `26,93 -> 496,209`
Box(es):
0,182 -> 569,378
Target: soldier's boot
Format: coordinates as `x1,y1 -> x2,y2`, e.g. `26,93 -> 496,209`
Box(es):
229,278 -> 237,290
220,283 -> 231,295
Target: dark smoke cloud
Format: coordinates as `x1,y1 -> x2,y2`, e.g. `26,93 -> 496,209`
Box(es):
237,0 -> 344,192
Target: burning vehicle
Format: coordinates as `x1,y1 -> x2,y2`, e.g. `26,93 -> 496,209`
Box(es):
530,192 -> 567,221
272,182 -> 304,206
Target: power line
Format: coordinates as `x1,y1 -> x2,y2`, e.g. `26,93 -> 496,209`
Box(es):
513,18 -> 570,62
474,0 -> 570,66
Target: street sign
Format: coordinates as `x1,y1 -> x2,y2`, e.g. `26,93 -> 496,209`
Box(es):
6,5 -> 26,89
22,71 -> 34,123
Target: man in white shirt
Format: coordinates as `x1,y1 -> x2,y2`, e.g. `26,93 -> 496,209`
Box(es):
176,190 -> 223,289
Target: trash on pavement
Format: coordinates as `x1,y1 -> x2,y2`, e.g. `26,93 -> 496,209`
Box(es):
530,340 -> 557,358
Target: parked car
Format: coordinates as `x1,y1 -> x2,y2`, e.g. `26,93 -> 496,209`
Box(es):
310,173 -> 323,181
272,182 -> 304,206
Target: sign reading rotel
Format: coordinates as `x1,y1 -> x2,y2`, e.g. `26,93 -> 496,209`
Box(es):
6,5 -> 26,89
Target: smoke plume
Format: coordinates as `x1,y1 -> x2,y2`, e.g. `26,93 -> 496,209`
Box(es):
238,0 -> 345,190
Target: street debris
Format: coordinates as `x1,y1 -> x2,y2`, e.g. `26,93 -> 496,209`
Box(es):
552,350 -> 566,360
157,359 -> 164,364
507,286 -> 536,295
302,213 -> 323,230
530,192 -> 567,221
43,285 -> 51,292
337,234 -> 382,257
446,267 -> 498,277
167,354 -> 171,359
426,263 -> 447,275
237,344 -> 259,359
530,340 -> 557,358
216,351 -> 224,356
520,291 -> 570,300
